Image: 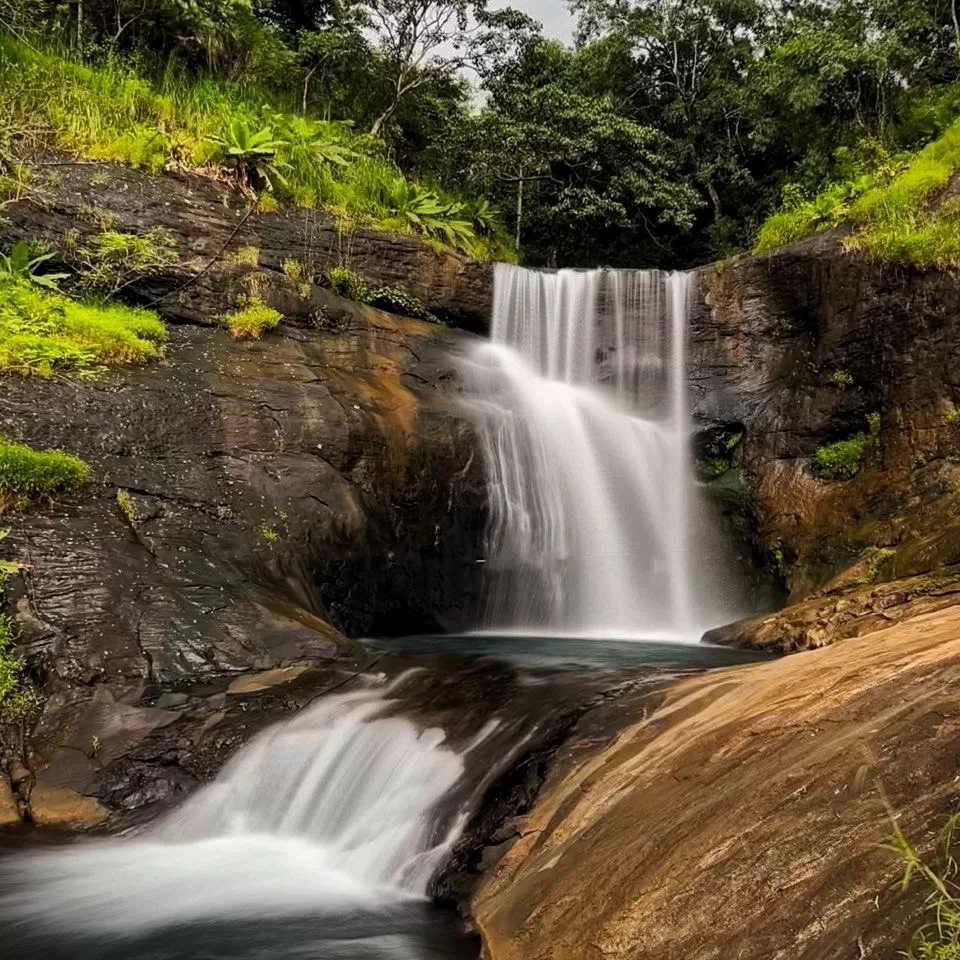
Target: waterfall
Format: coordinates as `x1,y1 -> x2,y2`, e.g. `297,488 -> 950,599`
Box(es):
0,686 -> 468,935
462,264 -> 706,639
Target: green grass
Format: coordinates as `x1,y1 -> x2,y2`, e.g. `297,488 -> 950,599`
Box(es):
756,117 -> 960,267
0,613 -> 38,722
0,439 -> 90,514
887,813 -> 960,960
0,34 -> 514,261
219,298 -> 282,339
0,278 -> 166,377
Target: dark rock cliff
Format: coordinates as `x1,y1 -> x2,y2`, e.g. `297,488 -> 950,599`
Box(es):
688,230 -> 960,648
0,162 -> 490,824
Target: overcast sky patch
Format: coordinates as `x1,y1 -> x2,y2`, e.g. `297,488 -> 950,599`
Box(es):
492,0 -> 577,43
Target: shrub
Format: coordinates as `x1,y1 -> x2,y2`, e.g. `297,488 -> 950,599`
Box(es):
0,439 -> 90,513
73,230 -> 179,295
368,286 -> 437,322
0,277 -> 166,377
219,298 -> 282,339
324,265 -> 372,304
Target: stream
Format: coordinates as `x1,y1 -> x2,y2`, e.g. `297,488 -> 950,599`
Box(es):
0,637 -> 768,960
0,263 -> 770,957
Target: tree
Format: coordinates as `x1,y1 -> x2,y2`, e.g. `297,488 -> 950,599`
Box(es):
361,0 -> 535,136
458,40 -> 702,266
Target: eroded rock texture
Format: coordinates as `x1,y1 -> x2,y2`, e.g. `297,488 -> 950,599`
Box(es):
473,608 -> 960,960
689,230 -> 960,633
0,162 -> 488,824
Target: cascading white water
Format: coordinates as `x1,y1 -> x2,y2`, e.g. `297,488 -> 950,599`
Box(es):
0,686 -> 467,935
462,263 -> 705,639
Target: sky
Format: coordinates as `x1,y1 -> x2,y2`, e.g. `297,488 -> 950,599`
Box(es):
492,0 -> 577,43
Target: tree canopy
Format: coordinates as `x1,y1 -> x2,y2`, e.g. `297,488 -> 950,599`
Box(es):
2,0 -> 959,267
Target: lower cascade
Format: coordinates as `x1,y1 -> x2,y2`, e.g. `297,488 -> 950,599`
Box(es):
0,686 -> 468,936
462,263 -> 718,639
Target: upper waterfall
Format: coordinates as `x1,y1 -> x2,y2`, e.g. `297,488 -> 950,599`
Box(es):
462,263 -> 717,639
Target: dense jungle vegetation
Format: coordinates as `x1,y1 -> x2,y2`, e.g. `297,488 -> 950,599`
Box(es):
1,0 -> 960,267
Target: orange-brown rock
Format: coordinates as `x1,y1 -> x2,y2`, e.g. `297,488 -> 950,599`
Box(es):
473,607 -> 960,960
690,232 -> 960,603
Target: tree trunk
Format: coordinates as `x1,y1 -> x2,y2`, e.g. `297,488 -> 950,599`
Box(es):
706,179 -> 722,222
370,98 -> 399,137
302,65 -> 318,115
514,168 -> 524,253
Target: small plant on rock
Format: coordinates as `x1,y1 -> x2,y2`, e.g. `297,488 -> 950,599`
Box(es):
814,414 -> 881,481
324,265 -> 372,304
219,297 -> 282,340
0,613 -> 40,724
0,241 -> 68,290
74,230 -> 178,296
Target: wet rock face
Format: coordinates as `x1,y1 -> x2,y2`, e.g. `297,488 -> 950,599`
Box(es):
472,609 -> 960,960
688,231 -> 960,603
0,161 -> 493,331
0,164 -> 490,813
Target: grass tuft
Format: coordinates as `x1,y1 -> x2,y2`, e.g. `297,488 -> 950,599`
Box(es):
0,439 -> 89,514
219,298 -> 282,340
0,277 -> 166,377
757,117 -> 960,268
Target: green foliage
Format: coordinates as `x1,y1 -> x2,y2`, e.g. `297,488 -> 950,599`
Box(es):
757,117 -> 960,265
831,370 -> 854,390
388,180 -> 478,251
219,298 -> 282,339
208,118 -> 290,192
886,814 -> 960,959
813,415 -> 881,481
0,35 -> 507,258
854,547 -> 897,585
0,241 -> 69,290
0,615 -> 38,723
0,277 -> 166,377
325,266 -> 372,303
368,286 -> 437,322
322,266 -> 437,321
116,489 -> 138,526
0,439 -> 90,513
73,230 -> 179,295
258,523 -> 280,544
6,0 -> 960,267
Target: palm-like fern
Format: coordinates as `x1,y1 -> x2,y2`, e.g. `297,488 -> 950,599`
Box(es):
208,119 -> 290,192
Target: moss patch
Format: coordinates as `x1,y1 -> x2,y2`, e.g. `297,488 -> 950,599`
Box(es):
0,614 -> 38,722
0,439 -> 89,514
0,278 -> 166,377
814,414 -> 881,482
